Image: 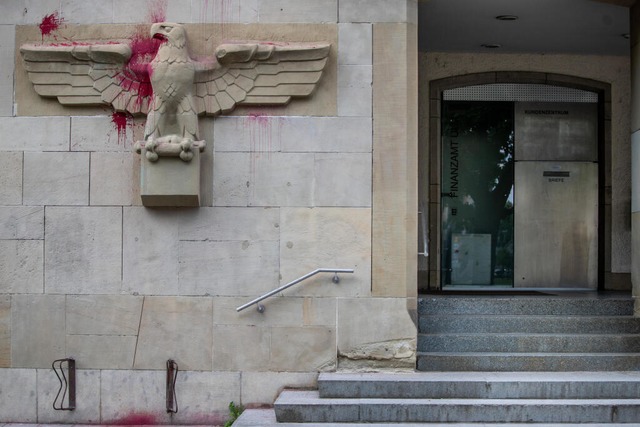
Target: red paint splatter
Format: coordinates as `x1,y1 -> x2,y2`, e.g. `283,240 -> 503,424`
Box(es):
146,0 -> 168,23
111,111 -> 133,145
110,412 -> 157,425
39,11 -> 63,40
116,31 -> 162,112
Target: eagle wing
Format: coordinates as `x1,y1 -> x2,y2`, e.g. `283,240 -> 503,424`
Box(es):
193,42 -> 330,116
20,43 -> 155,115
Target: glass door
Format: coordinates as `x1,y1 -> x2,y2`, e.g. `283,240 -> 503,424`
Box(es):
441,101 -> 515,287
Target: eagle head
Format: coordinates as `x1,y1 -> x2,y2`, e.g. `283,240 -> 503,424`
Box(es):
150,22 -> 187,49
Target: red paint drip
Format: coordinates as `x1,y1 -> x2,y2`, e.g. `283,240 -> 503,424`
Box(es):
199,0 -> 235,39
39,11 -> 63,40
111,111 -> 132,145
246,113 -> 283,199
146,0 -> 168,23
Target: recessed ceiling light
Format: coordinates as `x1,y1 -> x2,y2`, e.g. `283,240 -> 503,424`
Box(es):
481,43 -> 502,49
496,15 -> 518,21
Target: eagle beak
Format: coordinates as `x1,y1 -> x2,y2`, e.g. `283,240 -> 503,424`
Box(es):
150,23 -> 167,41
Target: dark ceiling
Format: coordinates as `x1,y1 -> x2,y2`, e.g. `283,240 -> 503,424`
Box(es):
419,0 -> 631,55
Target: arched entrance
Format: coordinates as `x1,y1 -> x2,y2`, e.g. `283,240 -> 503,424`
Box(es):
420,73 -> 611,291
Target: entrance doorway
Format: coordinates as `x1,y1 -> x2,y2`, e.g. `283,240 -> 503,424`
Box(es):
438,84 -> 599,289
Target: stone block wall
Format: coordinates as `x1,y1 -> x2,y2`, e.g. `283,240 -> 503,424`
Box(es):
0,0 -> 418,423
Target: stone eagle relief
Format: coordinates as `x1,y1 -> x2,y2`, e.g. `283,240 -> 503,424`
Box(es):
20,22 -> 331,162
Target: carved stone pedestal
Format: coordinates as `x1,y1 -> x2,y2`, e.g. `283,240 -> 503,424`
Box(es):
140,149 -> 201,207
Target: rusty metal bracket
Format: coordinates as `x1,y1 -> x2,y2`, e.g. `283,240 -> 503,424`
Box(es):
166,359 -> 179,413
52,358 -> 76,411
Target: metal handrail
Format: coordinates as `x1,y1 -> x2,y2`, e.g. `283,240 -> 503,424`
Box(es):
236,268 -> 354,313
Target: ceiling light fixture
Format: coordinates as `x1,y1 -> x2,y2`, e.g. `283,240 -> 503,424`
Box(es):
481,43 -> 502,49
496,15 -> 518,21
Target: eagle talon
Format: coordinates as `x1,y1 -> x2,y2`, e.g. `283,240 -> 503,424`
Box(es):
145,139 -> 159,162
179,138 -> 194,162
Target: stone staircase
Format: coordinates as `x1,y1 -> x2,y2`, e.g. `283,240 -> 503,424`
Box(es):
417,293 -> 640,371
234,293 -> 640,425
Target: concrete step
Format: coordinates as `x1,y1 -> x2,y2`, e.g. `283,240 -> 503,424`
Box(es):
274,390 -> 640,423
233,408 -> 640,426
418,296 -> 634,316
417,352 -> 640,371
317,372 -> 640,399
420,314 -> 640,334
417,333 -> 640,353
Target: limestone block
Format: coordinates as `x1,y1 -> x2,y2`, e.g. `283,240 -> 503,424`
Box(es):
101,370 -> 240,424
214,116 -> 283,152
134,296 -> 213,370
0,296 -> 9,367
372,23 -> 417,297
336,297 -> 416,353
124,207 -> 279,295
66,295 -> 143,336
90,152 -> 137,206
37,369 -> 100,423
213,152 -> 314,207
338,65 -> 372,117
0,117 -> 70,151
71,116 -> 144,152
280,208 -> 371,297
23,152 -> 89,206
0,24 -> 15,116
270,326 -> 336,371
113,0 -> 192,23
242,371 -> 317,405
45,207 -> 122,294
0,206 -> 44,240
179,207 -> 280,241
178,240 -> 279,296
0,369 -> 37,422
140,150 -> 201,207
280,117 -> 372,153
66,335 -> 136,369
258,0 -> 337,23
0,0 -> 60,24
0,152 -> 23,205
60,0 -> 113,23
216,296 -> 336,327
338,23 -> 372,65
214,296 -> 304,326
99,370 -> 168,423
314,153 -> 372,207
339,0 -> 412,23
11,294 -> 65,368
302,297 -> 336,326
212,325 -> 270,370
192,0 -> 259,23
0,240 -> 44,293
122,207 -> 180,295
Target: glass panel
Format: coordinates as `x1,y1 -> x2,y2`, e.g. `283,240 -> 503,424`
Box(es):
441,101 -> 514,287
